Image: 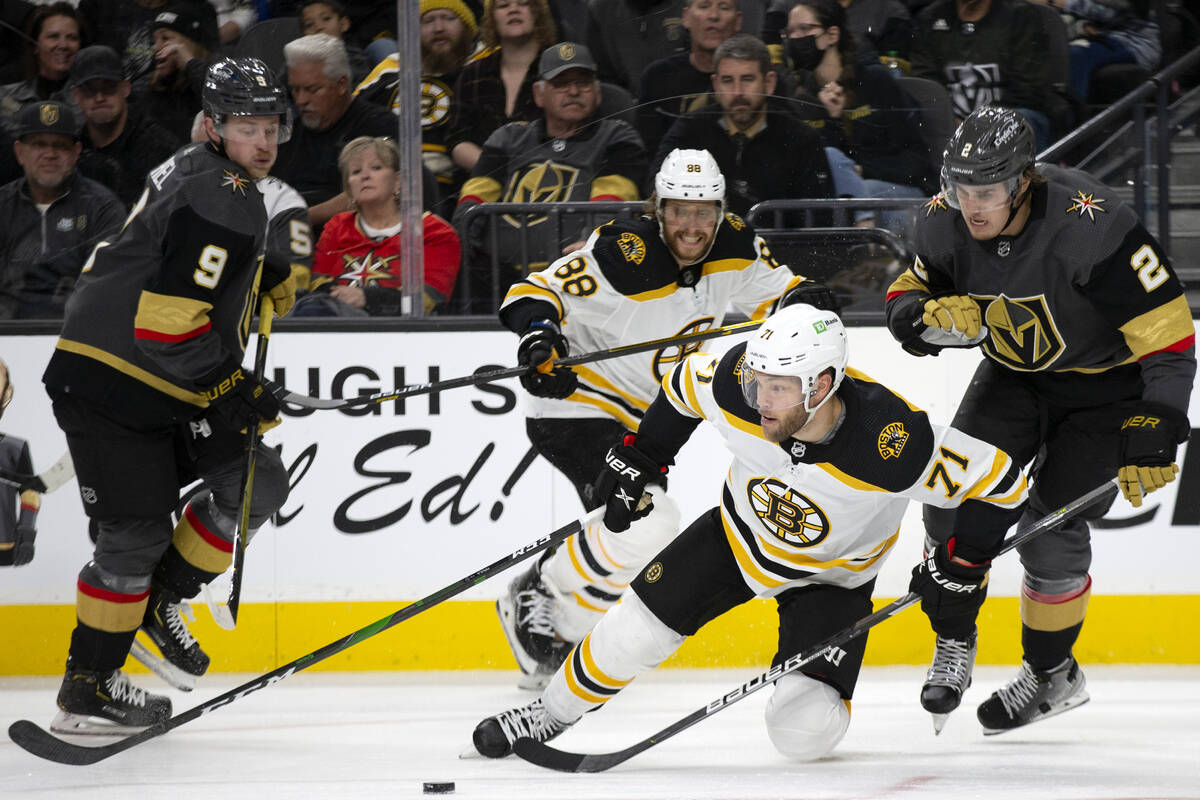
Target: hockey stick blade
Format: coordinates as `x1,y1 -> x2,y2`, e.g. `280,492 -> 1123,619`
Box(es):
275,320 -> 764,411
200,580 -> 236,630
8,507 -> 603,765
514,479 -> 1119,773
0,451 -> 75,494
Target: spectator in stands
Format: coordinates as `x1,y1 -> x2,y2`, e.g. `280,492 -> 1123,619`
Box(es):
299,0 -> 372,84
211,0 -> 257,45
783,0 -> 933,231
653,33 -> 834,220
638,0 -> 742,157
356,0 -> 479,214
838,0 -> 914,60
77,0 -> 218,83
273,33 -> 398,231
0,101 -> 123,319
1031,0 -> 1160,103
585,0 -> 687,94
452,42 -> 646,313
446,0 -> 558,173
0,0 -> 34,85
131,5 -> 213,141
71,45 -> 182,206
0,3 -> 82,137
909,0 -> 1056,150
294,136 -> 461,316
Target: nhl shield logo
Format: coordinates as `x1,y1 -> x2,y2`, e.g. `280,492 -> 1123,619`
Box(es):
997,239 -> 1011,257
979,294 -> 1065,371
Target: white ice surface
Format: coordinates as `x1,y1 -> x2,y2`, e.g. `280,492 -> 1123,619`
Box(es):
1,666 -> 1198,799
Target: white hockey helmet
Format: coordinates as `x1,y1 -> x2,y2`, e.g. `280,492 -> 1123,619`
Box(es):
654,148 -> 726,213
740,304 -> 849,414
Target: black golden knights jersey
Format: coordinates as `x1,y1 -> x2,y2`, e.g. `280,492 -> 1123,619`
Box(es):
458,117 -> 645,272
500,214 -> 806,429
641,343 -> 1028,595
43,143 -> 269,423
885,164 -> 1196,413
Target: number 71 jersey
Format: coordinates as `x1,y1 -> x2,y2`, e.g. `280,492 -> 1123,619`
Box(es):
659,344 -> 1029,596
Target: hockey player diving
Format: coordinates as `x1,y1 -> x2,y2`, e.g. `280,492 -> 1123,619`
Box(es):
495,148 -> 841,689
473,303 -> 1029,760
39,56 -> 296,734
885,106 -> 1195,734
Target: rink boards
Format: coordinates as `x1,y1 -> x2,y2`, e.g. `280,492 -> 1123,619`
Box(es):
1,325 -> 1197,674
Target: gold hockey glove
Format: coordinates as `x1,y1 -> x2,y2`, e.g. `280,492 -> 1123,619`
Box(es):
1118,403 -> 1188,507
922,295 -> 982,339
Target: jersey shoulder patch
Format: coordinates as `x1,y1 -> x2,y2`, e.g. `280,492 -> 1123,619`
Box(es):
823,374 -> 935,492
591,217 -> 681,296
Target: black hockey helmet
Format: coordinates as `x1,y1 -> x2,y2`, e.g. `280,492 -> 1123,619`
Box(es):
941,106 -> 1035,187
202,56 -> 292,143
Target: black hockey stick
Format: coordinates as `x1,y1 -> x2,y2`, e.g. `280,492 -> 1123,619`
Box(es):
514,478 -> 1120,773
0,451 -> 74,494
8,507 -> 605,765
273,319 -> 765,410
204,296 -> 274,631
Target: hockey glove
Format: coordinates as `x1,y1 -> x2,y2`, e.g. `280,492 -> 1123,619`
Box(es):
202,358 -> 281,433
592,434 -> 668,532
909,538 -> 990,639
261,262 -> 299,317
1118,403 -> 1189,507
777,280 -> 841,314
922,295 -> 982,339
517,319 -> 578,399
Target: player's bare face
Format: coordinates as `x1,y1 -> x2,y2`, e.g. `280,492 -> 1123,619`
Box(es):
493,0 -> 535,41
952,181 -> 1014,240
345,148 -> 399,209
221,116 -> 280,178
746,372 -> 811,442
662,199 -> 719,264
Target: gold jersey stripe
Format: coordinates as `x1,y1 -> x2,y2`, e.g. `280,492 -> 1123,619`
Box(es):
1120,294 -> 1195,360
1021,584 -> 1091,632
720,507 -> 789,590
846,367 -> 923,414
172,513 -> 235,575
574,365 -> 649,411
459,175 -> 502,203
703,257 -> 755,275
55,338 -> 207,406
564,652 -> 610,704
76,587 -> 149,634
502,280 -> 564,319
590,174 -> 639,201
886,269 -> 930,296
814,461 -> 888,493
134,290 -> 213,338
564,389 -> 641,430
579,634 -> 633,691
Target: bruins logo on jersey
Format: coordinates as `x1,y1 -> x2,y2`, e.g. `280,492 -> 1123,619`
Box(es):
878,422 -> 909,459
617,231 -> 646,264
747,478 -> 829,547
1066,190 -> 1106,222
724,213 -> 745,231
924,194 -> 949,216
421,78 -> 453,129
653,318 -> 715,381
502,161 -> 581,227
979,294 -> 1064,371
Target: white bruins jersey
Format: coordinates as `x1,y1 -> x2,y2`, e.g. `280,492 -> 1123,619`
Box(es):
499,214 -> 804,430
258,176 -> 313,288
657,344 -> 1028,596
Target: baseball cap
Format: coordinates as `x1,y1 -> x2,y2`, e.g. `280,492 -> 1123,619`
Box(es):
15,101 -> 80,141
538,42 -> 597,81
70,45 -> 124,87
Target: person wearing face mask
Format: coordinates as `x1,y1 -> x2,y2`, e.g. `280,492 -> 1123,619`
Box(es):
783,0 -> 935,233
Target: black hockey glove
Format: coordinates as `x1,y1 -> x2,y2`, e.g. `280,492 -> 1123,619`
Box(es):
0,521 -> 35,567
517,319 -> 578,399
777,280 -> 841,314
909,538 -> 990,639
592,434 -> 668,532
1118,402 -> 1189,508
202,358 -> 281,433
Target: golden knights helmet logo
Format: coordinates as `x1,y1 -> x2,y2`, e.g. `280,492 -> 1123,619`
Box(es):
39,102 -> 59,126
978,293 -> 1064,371
747,478 -> 829,547
652,317 -> 714,381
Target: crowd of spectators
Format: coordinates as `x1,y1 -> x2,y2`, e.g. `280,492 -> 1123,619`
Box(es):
0,0 -> 1181,319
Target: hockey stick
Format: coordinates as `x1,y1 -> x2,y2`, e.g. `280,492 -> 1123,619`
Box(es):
274,319 -> 766,411
8,506 -> 605,765
514,478 -> 1121,773
204,296 -> 275,631
0,451 -> 74,494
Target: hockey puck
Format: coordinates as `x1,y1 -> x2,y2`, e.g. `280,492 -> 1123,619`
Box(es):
422,781 -> 455,794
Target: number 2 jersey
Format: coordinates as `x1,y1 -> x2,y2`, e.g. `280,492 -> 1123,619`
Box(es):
639,342 -> 1028,595
499,213 -> 808,430
43,142 -> 269,425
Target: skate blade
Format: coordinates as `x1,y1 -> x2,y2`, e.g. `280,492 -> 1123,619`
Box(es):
930,713 -> 949,735
981,690 -> 1091,736
129,638 -> 198,692
49,710 -> 147,739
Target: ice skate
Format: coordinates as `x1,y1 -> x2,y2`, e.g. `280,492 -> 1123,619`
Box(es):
977,657 -> 1089,735
51,663 -> 171,736
472,697 -> 575,758
920,633 -> 976,734
130,586 -> 210,691
495,564 -> 572,690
